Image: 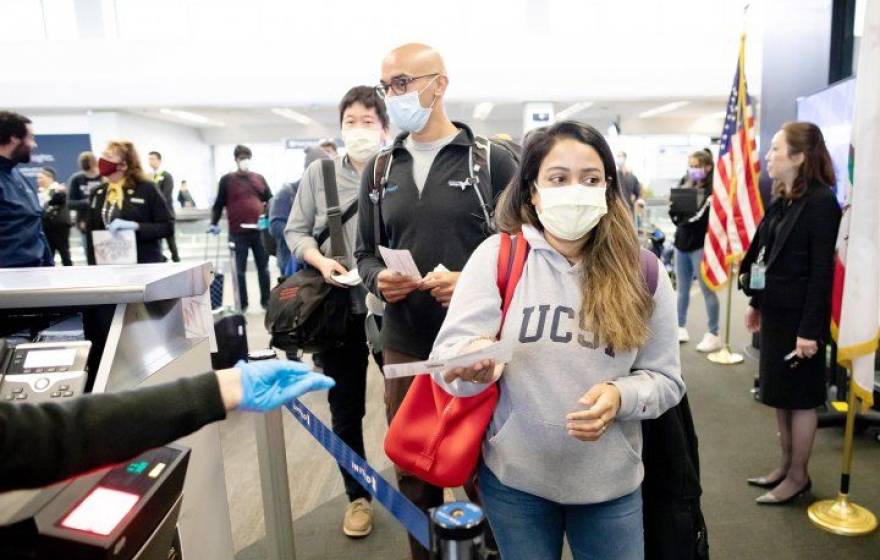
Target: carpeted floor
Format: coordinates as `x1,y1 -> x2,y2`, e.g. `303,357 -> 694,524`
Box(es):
224,271 -> 880,559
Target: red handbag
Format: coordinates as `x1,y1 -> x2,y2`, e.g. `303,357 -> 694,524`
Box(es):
383,232 -> 530,487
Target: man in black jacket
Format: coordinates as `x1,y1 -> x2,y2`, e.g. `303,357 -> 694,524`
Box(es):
355,43 -> 516,560
148,151 -> 180,262
0,359 -> 333,492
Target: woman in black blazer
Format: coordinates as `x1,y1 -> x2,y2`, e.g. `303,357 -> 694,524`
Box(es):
739,122 -> 841,505
85,140 -> 173,264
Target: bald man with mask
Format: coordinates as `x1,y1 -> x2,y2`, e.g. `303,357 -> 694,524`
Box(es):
356,44 -> 515,560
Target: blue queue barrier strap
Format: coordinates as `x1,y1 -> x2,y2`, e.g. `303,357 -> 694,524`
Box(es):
285,399 -> 432,550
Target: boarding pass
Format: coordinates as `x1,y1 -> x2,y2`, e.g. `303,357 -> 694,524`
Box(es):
382,340 -> 513,379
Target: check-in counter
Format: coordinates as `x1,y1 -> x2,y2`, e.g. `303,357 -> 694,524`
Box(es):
0,263 -> 234,560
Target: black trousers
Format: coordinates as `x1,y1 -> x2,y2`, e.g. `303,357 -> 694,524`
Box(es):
321,312 -> 372,502
164,230 -> 180,262
45,226 -> 72,266
230,231 -> 270,309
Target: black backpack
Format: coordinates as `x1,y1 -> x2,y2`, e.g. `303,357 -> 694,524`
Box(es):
264,160 -> 352,353
639,253 -> 710,559
642,394 -> 709,560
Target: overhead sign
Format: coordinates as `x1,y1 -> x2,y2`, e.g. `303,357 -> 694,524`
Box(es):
18,134 -> 92,188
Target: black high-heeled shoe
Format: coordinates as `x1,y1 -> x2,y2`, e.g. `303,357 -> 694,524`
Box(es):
746,473 -> 786,489
755,478 -> 812,505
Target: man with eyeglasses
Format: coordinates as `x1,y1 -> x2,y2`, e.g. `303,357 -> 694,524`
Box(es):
355,43 -> 516,560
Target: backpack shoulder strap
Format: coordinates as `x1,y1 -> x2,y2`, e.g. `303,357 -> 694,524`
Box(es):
470,136 -> 497,235
473,135 -> 492,191
372,149 -> 394,195
639,248 -> 660,296
497,232 -> 530,329
369,149 -> 394,254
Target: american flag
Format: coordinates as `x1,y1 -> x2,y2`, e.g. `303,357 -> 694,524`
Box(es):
700,37 -> 763,290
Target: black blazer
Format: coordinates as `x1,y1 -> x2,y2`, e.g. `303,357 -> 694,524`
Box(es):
153,170 -> 176,216
85,179 -> 174,263
740,182 -> 841,341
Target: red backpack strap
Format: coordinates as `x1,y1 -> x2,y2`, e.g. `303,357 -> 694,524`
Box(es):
497,232 -> 530,329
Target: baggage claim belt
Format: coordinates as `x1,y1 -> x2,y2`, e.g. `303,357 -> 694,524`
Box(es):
285,399 -> 431,548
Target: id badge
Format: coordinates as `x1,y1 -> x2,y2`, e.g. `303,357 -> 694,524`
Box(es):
750,263 -> 766,290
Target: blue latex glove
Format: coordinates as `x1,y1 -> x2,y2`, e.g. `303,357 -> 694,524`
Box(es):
207,224 -> 221,235
237,359 -> 335,412
108,219 -> 138,234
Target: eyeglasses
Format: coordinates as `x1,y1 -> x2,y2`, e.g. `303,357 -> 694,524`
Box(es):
375,73 -> 439,98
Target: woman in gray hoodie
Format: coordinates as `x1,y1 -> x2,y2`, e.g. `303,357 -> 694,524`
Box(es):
430,121 -> 685,560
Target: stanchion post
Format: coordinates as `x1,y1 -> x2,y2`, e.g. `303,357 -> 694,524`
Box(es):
708,259 -> 745,365
252,350 -> 297,560
429,502 -> 487,560
808,377 -> 878,536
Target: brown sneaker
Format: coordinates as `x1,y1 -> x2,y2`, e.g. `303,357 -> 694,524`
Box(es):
343,498 -> 373,538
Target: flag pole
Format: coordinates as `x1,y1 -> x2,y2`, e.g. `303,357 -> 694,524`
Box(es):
808,376 -> 878,535
708,259 -> 744,365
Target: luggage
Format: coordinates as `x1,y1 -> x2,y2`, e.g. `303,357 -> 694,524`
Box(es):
265,159 -> 352,354
205,234 -> 225,310
211,309 -> 248,370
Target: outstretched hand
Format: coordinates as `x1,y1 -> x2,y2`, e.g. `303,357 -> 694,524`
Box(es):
228,359 -> 335,412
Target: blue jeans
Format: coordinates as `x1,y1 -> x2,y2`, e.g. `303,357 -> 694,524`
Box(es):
674,248 -> 719,335
230,231 -> 271,309
477,462 -> 644,560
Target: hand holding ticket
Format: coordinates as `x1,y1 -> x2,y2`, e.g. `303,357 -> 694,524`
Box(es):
382,339 -> 513,381
379,246 -> 422,280
331,269 -> 362,287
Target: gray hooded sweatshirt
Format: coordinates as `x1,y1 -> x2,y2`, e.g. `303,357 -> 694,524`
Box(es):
430,224 -> 685,504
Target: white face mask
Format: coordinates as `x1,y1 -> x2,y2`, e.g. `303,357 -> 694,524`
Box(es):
341,127 -> 382,162
237,158 -> 251,172
535,184 -> 608,241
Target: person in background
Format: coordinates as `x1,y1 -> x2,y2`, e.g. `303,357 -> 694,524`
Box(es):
740,122 -> 841,505
209,145 -> 273,312
148,151 -> 181,262
319,138 -> 339,158
84,140 -> 174,264
430,121 -> 684,560
0,110 -> 52,268
286,86 -> 389,539
37,166 -> 73,266
356,43 -> 517,560
615,150 -> 642,213
670,149 -> 721,351
270,146 -> 328,279
67,152 -> 104,263
178,179 -> 196,208
0,359 -> 334,492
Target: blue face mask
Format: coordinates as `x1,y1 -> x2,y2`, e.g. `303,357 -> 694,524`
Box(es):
386,76 -> 438,133
687,167 -> 707,182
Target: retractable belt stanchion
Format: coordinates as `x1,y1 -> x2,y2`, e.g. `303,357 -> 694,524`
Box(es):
283,397 -> 490,559
429,502 -> 488,560
251,350 -> 298,560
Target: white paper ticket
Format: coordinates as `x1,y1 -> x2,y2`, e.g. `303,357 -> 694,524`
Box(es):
379,246 -> 423,280
382,340 -> 513,379
332,269 -> 362,286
